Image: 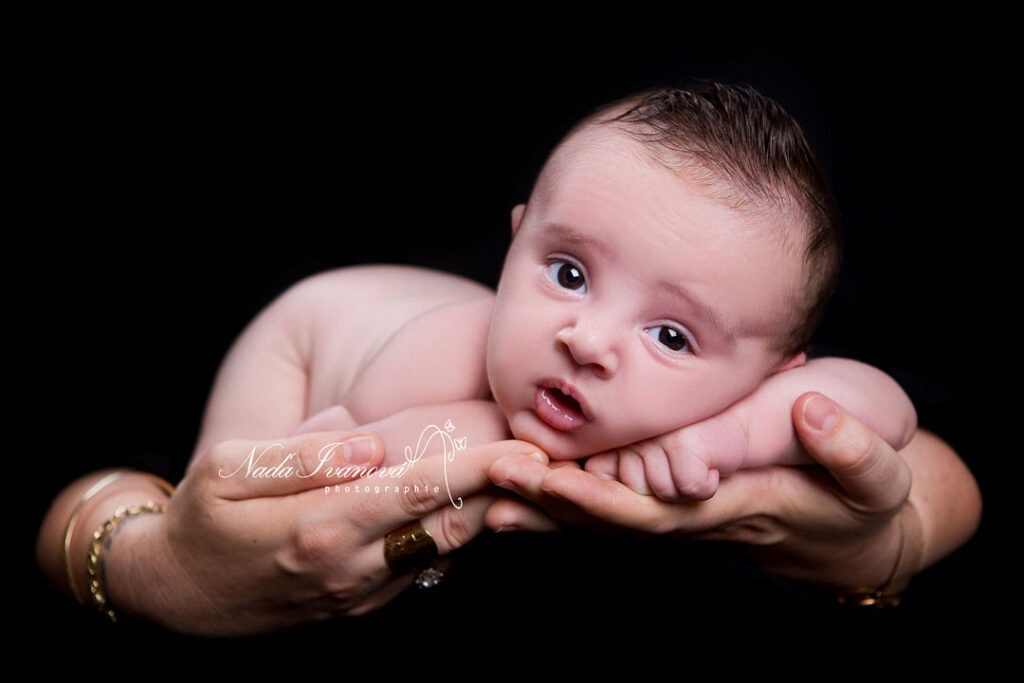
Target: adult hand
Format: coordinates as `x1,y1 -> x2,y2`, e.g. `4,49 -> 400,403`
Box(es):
487,392 -> 971,593
103,431 -> 544,635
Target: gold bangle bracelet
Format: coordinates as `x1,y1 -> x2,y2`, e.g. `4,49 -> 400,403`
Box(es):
86,501 -> 166,623
61,471 -> 175,604
63,472 -> 128,603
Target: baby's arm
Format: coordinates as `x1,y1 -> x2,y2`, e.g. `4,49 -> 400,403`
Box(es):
293,400 -> 512,469
586,357 -> 917,501
190,266 -> 493,468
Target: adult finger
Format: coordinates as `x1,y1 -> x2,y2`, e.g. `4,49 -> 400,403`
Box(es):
792,392 -> 911,512
203,431 -> 385,499
350,440 -> 547,538
484,497 -> 560,532
417,494 -> 496,556
491,454 -> 684,532
492,451 -> 807,537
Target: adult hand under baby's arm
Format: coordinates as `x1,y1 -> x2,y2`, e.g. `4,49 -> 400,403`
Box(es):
490,392 -> 980,595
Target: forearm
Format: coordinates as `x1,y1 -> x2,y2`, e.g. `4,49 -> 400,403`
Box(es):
902,429 -> 982,570
743,357 -> 917,467
356,400 -> 512,468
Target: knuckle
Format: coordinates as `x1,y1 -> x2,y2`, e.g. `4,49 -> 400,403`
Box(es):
649,474 -> 680,502
671,461 -> 718,501
651,486 -> 683,503
679,482 -> 714,501
324,573 -> 371,604
293,438 -> 331,479
660,429 -> 689,451
205,438 -> 249,476
834,429 -> 879,478
435,508 -> 478,551
677,431 -> 709,461
287,519 -> 344,569
396,475 -> 440,516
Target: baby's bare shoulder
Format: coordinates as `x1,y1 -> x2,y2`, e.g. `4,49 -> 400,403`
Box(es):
287,264 -> 492,307
288,265 -> 495,413
275,265 -> 491,337
338,291 -> 495,423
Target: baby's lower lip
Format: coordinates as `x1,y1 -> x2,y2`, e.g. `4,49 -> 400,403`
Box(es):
534,387 -> 588,432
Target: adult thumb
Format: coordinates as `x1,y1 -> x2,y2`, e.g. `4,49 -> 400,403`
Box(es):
793,392 -> 911,513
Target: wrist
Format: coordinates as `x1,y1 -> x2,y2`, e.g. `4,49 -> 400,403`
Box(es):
62,473 -> 172,606
749,505 -> 916,599
53,471 -> 176,625
102,510 -> 189,627
836,501 -> 924,606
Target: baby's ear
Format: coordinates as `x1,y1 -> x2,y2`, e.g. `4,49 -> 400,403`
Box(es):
510,204 -> 526,234
774,351 -> 806,374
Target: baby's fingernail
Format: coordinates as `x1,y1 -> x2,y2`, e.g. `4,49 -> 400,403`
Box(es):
495,525 -> 518,533
528,452 -> 546,463
803,394 -> 838,432
342,436 -> 377,464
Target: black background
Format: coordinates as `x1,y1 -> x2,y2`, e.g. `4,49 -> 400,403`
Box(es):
21,15 -> 1009,663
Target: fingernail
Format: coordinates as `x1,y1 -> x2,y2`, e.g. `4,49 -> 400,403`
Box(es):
528,452 -> 546,463
495,525 -> 518,533
803,395 -> 838,432
342,436 -> 377,464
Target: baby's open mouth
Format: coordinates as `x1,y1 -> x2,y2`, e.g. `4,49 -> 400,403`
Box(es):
549,388 -> 581,413
535,385 -> 589,431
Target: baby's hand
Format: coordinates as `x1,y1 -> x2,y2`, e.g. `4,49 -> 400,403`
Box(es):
585,409 -> 750,501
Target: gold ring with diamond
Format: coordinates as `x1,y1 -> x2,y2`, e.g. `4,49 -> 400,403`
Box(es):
384,520 -> 440,574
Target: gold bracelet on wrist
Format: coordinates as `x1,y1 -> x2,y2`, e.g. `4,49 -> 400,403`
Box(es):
837,501 -> 924,608
62,471 -> 129,603
86,501 -> 167,623
62,471 -> 175,606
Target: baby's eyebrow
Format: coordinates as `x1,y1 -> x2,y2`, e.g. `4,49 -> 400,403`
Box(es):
660,280 -> 737,346
545,223 -> 613,258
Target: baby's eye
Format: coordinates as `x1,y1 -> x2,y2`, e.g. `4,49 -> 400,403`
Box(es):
546,260 -> 587,293
645,325 -> 691,352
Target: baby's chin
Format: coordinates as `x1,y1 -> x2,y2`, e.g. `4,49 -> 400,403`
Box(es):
507,420 -> 616,461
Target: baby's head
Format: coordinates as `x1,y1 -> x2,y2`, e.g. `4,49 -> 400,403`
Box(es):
487,82 -> 841,459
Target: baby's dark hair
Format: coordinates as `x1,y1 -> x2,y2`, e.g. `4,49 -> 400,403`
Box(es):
588,82 -> 842,354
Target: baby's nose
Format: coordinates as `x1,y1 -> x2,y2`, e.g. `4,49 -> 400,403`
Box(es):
555,323 -> 618,376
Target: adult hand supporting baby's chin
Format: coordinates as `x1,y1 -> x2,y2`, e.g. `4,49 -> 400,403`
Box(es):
113,431 -> 545,635
486,392 -> 920,593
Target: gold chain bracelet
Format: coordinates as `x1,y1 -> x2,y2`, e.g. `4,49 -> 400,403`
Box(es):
86,501 -> 166,623
62,471 -> 175,604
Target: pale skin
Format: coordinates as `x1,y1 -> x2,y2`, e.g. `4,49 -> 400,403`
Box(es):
34,126 -> 980,635
283,126 -> 916,499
